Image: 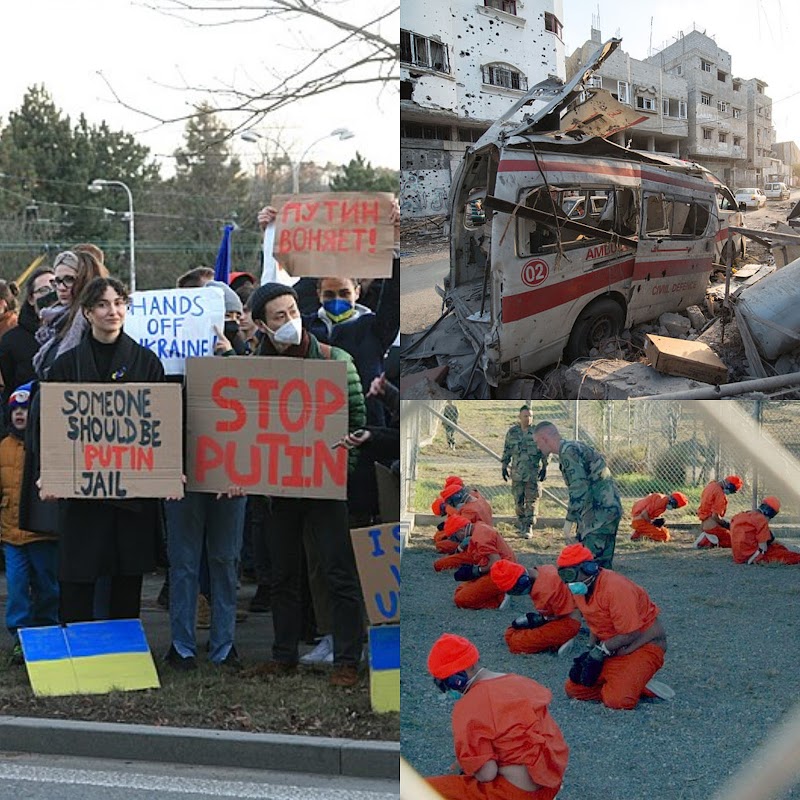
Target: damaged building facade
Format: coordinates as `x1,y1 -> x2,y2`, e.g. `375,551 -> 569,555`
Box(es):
400,0 -> 565,218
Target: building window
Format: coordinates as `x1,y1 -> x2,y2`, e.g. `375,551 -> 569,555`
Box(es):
717,100 -> 728,113
636,95 -> 656,112
585,75 -> 603,89
679,100 -> 688,119
733,107 -> 741,119
703,129 -> 713,140
701,59 -> 712,72
482,63 -> 528,91
676,64 -> 683,76
400,30 -> 450,73
662,98 -> 669,116
732,80 -> 741,92
400,121 -> 453,140
701,93 -> 712,106
617,81 -> 630,105
457,127 -> 486,142
757,106 -> 763,117
717,70 -> 727,82
733,136 -> 742,147
757,84 -> 764,94
719,132 -> 727,143
544,12 -> 563,38
484,0 -> 517,14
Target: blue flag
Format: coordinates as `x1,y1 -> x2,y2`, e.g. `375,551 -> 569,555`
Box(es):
213,224 -> 235,283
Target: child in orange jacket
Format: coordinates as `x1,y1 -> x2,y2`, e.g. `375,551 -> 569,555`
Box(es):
0,383 -> 59,664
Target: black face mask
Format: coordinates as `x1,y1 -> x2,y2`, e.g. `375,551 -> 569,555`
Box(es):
224,321 -> 247,355
35,290 -> 59,312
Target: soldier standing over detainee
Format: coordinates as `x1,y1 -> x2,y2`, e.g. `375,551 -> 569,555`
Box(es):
533,421 -> 622,569
501,405 -> 548,540
443,400 -> 459,451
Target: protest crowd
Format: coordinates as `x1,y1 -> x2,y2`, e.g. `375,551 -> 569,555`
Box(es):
0,194 -> 400,691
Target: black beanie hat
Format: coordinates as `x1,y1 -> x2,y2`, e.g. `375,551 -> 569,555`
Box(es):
249,282 -> 299,322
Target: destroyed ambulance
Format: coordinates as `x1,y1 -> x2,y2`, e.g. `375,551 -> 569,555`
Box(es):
441,39 -> 743,389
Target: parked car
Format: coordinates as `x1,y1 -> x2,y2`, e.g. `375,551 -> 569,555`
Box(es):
735,187 -> 767,210
764,182 -> 791,200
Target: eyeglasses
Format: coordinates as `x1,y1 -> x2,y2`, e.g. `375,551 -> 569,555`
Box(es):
54,275 -> 77,288
32,282 -> 56,297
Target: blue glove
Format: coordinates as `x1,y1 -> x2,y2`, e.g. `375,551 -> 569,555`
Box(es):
652,517 -> 665,527
454,564 -> 481,582
569,651 -> 591,684
511,611 -> 547,630
502,465 -> 509,482
538,465 -> 547,482
436,521 -> 445,531
719,519 -> 731,530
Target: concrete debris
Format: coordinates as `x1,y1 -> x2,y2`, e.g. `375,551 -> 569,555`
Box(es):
685,305 -> 707,331
658,312 -> 692,338
562,359 -> 709,399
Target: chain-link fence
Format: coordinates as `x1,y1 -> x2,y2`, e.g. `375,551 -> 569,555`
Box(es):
402,400 -> 800,525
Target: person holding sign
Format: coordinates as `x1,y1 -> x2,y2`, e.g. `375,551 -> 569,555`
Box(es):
43,277 -> 167,623
247,281 -> 366,688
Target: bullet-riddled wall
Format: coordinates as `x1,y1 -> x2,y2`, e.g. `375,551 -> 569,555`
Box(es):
401,0 -> 565,218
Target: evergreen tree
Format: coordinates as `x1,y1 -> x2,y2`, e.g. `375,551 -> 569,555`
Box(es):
330,152 -> 399,193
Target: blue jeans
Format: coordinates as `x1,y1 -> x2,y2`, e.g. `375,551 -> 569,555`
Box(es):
166,492 -> 245,663
4,541 -> 59,636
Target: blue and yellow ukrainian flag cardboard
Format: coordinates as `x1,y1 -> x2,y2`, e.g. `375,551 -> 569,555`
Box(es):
19,619 -> 160,697
368,624 -> 399,713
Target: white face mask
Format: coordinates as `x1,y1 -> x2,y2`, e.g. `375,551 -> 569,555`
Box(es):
267,316 -> 302,346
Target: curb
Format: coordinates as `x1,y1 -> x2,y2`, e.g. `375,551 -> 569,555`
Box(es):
0,716 -> 399,780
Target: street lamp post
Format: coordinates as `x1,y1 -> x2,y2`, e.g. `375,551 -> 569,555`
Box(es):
88,178 -> 136,291
241,128 -> 355,194
293,128 -> 355,194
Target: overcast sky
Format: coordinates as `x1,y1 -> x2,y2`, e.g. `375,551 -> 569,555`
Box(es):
0,0 -> 398,178
562,0 -> 799,147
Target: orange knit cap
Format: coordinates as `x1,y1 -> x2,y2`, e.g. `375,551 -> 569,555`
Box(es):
427,634 -> 479,679
443,515 -> 470,537
725,475 -> 743,491
763,496 -> 781,513
556,543 -> 595,567
444,475 -> 464,487
670,492 -> 689,508
441,482 -> 464,501
490,560 -> 526,591
431,496 -> 445,516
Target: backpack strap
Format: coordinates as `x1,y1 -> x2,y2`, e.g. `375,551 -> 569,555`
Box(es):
318,342 -> 333,360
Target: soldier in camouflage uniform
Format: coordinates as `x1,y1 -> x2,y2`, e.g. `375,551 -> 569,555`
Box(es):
442,401 -> 459,450
501,405 -> 548,540
533,421 -> 622,568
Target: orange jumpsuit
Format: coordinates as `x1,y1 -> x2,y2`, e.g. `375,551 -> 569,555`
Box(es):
453,524 -> 517,610
504,565 -> 581,654
729,510 -> 800,565
631,494 -> 670,542
434,490 -> 494,554
697,481 -> 732,548
567,570 -> 665,710
427,674 -> 568,800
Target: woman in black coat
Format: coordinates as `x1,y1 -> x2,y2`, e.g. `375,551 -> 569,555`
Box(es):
44,277 -> 166,623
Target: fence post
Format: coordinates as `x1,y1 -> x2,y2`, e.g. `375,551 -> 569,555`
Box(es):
753,399 -> 763,508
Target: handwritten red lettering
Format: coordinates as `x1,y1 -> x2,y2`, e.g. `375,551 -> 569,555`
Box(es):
194,435 -> 224,483
312,439 -> 347,487
248,378 -> 279,429
279,379 -> 312,432
314,380 -> 345,432
212,377 -> 246,432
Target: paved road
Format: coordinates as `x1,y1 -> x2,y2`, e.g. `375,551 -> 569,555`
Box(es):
400,250 -> 448,335
0,754 -> 399,800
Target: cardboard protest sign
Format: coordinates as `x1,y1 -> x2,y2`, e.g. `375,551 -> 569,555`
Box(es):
20,619 -> 160,697
39,383 -> 184,499
350,523 -> 401,626
185,357 -> 349,499
125,288 -> 225,375
272,191 -> 394,278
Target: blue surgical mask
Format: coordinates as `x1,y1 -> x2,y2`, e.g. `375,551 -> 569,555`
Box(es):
568,581 -> 589,596
508,574 -> 533,596
323,298 -> 356,322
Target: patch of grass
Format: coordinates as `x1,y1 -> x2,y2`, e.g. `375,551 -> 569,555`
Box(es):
0,657 -> 398,741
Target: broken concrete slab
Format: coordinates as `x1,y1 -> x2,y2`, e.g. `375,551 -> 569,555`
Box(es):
658,312 -> 691,337
685,305 -> 707,331
400,376 -> 460,399
563,359 -> 710,398
400,365 -> 449,396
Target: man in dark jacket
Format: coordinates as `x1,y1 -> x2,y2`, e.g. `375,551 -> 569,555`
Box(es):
247,282 -> 366,687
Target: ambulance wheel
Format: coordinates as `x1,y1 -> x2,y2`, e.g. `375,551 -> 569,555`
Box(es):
564,298 -> 624,362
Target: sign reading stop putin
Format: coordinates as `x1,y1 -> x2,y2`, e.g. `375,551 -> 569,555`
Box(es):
185,357 -> 349,499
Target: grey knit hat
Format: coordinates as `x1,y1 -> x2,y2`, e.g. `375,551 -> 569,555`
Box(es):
206,280 -> 243,315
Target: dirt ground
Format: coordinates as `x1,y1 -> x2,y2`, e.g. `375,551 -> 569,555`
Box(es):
400,526 -> 800,799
